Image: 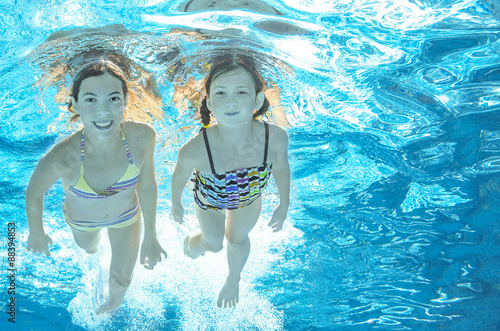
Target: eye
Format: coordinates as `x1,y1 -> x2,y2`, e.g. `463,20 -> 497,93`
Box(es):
84,97 -> 96,103
214,91 -> 225,95
110,96 -> 121,102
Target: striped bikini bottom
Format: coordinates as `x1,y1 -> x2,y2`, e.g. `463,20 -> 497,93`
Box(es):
63,202 -> 141,232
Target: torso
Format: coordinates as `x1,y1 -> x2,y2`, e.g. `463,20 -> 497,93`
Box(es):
58,122 -> 147,222
193,121 -> 273,210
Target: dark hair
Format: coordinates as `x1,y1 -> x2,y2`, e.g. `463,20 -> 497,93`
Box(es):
68,60 -> 128,122
200,53 -> 270,127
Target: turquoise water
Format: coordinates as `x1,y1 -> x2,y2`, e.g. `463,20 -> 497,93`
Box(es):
2,0 -> 500,330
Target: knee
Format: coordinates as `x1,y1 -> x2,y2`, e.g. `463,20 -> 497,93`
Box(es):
226,235 -> 249,247
203,239 -> 224,253
73,231 -> 100,254
84,247 -> 98,254
76,242 -> 98,254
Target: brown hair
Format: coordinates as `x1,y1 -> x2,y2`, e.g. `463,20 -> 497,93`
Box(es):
200,53 -> 270,127
68,60 -> 128,122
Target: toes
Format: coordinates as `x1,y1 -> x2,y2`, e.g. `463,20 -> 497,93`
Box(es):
183,236 -> 191,258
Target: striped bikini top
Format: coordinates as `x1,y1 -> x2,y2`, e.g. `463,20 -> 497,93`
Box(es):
193,122 -> 273,211
65,130 -> 140,199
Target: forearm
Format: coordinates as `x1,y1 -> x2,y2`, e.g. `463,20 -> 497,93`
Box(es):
137,179 -> 158,239
25,192 -> 46,237
171,169 -> 192,205
273,164 -> 291,209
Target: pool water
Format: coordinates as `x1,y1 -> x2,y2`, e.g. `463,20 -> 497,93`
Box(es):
2,0 -> 500,330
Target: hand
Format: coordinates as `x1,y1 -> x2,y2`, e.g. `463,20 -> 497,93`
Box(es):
268,204 -> 288,232
171,202 -> 185,224
140,236 -> 167,270
27,233 -> 53,256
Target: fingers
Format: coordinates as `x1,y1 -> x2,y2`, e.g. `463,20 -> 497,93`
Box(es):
268,219 -> 283,232
172,208 -> 185,224
218,297 -> 238,308
143,258 -> 156,270
28,246 -> 52,256
142,249 -> 168,270
27,235 -> 53,256
174,215 -> 184,224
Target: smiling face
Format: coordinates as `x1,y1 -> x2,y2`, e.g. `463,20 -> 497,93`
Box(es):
206,68 -> 264,127
72,73 -> 127,139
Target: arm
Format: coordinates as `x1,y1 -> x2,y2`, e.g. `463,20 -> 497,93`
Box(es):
137,126 -> 167,269
171,143 -> 196,224
25,150 -> 61,255
268,128 -> 290,232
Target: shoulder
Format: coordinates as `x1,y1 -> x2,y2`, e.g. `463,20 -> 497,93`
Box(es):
267,122 -> 288,137
122,121 -> 156,145
47,131 -> 81,162
267,122 -> 288,146
178,130 -> 206,164
36,131 -> 82,177
264,123 -> 288,160
180,130 -> 204,154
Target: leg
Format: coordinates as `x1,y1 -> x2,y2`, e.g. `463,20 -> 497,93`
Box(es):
97,218 -> 141,314
184,205 -> 226,258
218,197 -> 262,308
70,228 -> 101,254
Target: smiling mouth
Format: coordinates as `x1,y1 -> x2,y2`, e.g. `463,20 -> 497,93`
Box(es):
93,120 -> 113,129
224,111 -> 240,116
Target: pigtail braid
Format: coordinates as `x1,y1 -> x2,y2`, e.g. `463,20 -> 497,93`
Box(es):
200,96 -> 212,128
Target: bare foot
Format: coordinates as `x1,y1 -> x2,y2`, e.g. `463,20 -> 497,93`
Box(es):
183,236 -> 195,259
96,296 -> 122,315
217,278 -> 240,308
183,236 -> 204,259
96,279 -> 128,314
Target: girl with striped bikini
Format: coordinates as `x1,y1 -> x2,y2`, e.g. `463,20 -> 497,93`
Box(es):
26,60 -> 166,314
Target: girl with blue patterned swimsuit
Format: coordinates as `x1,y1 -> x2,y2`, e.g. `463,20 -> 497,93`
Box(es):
26,60 -> 166,314
171,53 -> 291,308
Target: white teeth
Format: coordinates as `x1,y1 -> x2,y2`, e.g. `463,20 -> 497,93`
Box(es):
94,121 -> 112,128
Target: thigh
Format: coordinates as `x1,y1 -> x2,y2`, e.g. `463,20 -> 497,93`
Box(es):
195,203 -> 226,243
226,197 -> 262,243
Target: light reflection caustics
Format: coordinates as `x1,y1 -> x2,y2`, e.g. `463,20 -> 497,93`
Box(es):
7,0 -> 500,329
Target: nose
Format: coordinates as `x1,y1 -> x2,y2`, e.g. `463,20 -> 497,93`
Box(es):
96,102 -> 111,115
226,100 -> 237,108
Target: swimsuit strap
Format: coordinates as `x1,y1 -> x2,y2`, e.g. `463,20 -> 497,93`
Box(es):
81,130 -> 131,164
263,122 -> 269,165
202,128 -> 216,174
80,130 -> 85,161
120,131 -> 134,165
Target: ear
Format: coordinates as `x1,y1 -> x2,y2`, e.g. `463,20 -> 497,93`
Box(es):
255,92 -> 265,110
71,96 -> 80,114
205,95 -> 213,112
